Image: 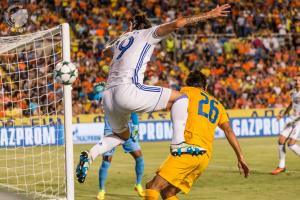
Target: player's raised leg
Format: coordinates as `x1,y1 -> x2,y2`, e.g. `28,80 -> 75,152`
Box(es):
282,123 -> 300,173
168,91 -> 189,145
76,102 -> 129,183
76,133 -> 126,183
288,139 -> 300,157
96,112 -> 143,199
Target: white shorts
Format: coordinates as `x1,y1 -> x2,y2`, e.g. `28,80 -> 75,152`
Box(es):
280,116 -> 300,140
102,84 -> 172,133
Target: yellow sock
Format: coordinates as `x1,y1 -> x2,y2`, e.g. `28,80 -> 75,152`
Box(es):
144,189 -> 160,200
165,196 -> 179,200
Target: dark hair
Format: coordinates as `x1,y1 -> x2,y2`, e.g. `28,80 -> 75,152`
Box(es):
129,12 -> 152,30
186,70 -> 208,89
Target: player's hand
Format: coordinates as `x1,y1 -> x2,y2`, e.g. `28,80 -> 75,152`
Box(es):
238,158 -> 249,178
207,4 -> 231,19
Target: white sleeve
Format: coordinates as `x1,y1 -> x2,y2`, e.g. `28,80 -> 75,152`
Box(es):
141,25 -> 165,45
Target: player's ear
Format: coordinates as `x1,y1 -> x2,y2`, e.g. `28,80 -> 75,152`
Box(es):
128,21 -> 133,32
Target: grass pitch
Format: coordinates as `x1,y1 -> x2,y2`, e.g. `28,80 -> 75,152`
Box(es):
0,137 -> 298,199
74,137 -> 300,200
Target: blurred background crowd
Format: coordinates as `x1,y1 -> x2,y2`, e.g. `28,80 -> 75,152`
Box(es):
0,0 -> 299,117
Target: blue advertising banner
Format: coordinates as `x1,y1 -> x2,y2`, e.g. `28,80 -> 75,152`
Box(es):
0,125 -> 64,148
72,123 -> 104,144
138,120 -> 173,141
72,117 -> 290,144
215,117 -> 288,138
1,117 -> 289,146
138,117 -> 289,141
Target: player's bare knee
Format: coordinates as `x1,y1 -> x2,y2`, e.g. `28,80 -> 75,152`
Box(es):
130,150 -> 142,159
287,139 -> 296,146
160,189 -> 171,199
146,179 -> 154,189
146,175 -> 167,190
160,190 -> 167,199
103,156 -> 112,162
278,135 -> 286,145
161,186 -> 179,199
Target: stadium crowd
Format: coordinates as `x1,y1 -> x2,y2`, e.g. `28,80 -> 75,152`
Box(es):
0,0 -> 299,116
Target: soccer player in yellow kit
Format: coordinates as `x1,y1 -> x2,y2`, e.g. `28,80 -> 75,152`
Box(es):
145,71 -> 250,200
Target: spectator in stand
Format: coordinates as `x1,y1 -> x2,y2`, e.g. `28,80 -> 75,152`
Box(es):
0,1 -> 299,115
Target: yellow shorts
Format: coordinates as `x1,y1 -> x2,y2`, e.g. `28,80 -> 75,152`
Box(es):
157,153 -> 210,194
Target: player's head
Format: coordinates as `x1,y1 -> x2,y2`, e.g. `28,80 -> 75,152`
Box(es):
186,70 -> 208,90
295,72 -> 300,90
128,11 -> 152,31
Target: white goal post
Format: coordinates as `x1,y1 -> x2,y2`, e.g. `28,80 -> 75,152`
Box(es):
0,23 -> 74,199
62,23 -> 75,200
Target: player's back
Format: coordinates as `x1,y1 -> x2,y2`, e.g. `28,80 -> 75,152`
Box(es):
106,26 -> 162,89
181,87 -> 229,155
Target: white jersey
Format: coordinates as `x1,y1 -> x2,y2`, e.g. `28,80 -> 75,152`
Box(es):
291,89 -> 300,116
106,26 -> 163,89
280,89 -> 300,140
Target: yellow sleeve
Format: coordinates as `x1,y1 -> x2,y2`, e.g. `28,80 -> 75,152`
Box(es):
218,105 -> 229,126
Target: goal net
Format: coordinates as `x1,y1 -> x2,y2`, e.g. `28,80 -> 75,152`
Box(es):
0,24 -> 73,199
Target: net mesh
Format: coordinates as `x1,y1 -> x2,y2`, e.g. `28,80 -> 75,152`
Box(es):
0,26 -> 66,199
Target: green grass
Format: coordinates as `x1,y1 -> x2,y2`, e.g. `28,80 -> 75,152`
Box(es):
0,137 -> 299,199
0,145 -> 66,199
74,137 -> 300,200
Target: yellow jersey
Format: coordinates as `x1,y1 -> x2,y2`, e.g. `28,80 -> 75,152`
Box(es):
181,87 -> 229,156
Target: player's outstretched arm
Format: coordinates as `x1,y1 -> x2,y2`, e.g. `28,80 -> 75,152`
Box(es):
219,122 -> 250,178
155,4 -> 230,37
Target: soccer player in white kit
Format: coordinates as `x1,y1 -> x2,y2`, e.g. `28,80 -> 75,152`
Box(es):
76,4 -> 231,183
271,73 -> 300,175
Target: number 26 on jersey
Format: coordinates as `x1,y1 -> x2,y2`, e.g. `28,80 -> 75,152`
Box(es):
198,92 -> 219,124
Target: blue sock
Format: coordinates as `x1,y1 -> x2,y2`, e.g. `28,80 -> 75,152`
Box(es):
99,160 -> 111,190
131,112 -> 139,125
135,156 -> 144,185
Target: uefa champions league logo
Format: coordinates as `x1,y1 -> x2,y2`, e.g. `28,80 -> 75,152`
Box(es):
4,3 -> 28,33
